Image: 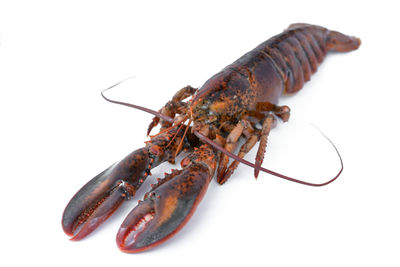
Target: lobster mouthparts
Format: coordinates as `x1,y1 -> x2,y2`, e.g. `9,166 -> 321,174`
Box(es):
117,145 -> 217,253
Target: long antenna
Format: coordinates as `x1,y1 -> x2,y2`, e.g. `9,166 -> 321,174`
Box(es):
101,78 -> 174,123
194,130 -> 343,187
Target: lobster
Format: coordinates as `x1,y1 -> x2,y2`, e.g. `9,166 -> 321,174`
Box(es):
62,23 -> 360,253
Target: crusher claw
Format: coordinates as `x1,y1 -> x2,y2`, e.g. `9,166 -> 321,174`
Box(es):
116,144 -> 217,253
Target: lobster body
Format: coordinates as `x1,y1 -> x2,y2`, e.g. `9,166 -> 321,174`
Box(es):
62,24 -> 360,253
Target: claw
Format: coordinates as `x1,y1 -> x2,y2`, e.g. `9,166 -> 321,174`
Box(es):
62,147 -> 153,240
62,126 -> 186,240
116,144 -> 217,253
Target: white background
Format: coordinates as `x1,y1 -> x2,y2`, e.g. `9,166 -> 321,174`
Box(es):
1,0 -> 399,266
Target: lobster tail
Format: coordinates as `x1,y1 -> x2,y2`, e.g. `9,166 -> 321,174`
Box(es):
326,30 -> 361,52
258,23 -> 361,94
287,23 -> 361,52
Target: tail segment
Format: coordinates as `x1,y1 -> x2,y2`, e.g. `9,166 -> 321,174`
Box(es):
288,23 -> 361,52
276,23 -> 361,94
326,30 -> 361,52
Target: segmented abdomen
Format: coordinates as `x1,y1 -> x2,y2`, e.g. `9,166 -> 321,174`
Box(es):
257,24 -> 330,94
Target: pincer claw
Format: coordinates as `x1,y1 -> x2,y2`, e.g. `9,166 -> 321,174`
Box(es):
117,145 -> 217,253
62,147 -> 152,240
62,125 -> 186,241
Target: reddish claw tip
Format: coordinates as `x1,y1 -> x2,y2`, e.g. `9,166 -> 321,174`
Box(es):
116,163 -> 212,253
116,195 -> 200,253
62,180 -> 125,241
116,200 -> 158,253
